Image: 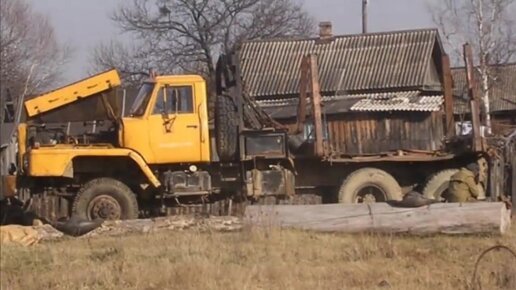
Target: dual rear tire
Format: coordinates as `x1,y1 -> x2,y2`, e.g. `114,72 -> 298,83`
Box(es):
337,167 -> 478,204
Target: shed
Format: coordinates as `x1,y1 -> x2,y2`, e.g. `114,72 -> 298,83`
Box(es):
451,63 -> 516,135
237,25 -> 448,156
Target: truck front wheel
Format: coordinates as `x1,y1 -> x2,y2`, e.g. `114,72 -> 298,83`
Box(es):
72,178 -> 139,221
338,168 -> 402,204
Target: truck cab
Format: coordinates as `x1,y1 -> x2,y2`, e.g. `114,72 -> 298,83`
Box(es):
121,75 -> 211,164
14,69 -> 294,221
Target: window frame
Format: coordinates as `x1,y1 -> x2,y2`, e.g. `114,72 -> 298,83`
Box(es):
152,84 -> 195,115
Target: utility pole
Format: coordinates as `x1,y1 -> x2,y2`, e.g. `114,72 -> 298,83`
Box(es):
362,0 -> 368,33
464,43 -> 483,151
0,89 -> 5,197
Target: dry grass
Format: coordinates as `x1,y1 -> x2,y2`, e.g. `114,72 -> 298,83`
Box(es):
1,225 -> 515,290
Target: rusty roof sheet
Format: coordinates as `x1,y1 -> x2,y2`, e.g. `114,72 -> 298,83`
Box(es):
452,63 -> 516,113
238,29 -> 443,98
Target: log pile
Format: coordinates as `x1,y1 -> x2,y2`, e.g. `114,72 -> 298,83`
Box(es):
0,215 -> 243,246
81,215 -> 243,238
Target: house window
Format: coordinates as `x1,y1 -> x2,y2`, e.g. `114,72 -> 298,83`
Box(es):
303,120 -> 329,141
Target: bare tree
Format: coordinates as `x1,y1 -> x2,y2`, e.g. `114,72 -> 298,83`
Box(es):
90,0 -> 315,90
429,0 -> 516,134
90,40 -> 165,88
0,0 -> 71,112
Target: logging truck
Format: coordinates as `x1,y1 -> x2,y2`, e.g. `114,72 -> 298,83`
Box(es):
3,49 -> 514,222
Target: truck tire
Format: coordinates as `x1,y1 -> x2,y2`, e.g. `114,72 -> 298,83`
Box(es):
421,169 -> 459,201
338,168 -> 402,204
72,178 -> 139,221
215,94 -> 238,161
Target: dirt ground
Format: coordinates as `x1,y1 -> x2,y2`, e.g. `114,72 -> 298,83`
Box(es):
1,224 -> 515,290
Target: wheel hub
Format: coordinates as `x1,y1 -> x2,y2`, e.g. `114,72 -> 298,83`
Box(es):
87,195 -> 122,220
355,185 -> 387,204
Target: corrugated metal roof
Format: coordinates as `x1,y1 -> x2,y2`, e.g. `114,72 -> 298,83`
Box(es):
452,63 -> 516,113
239,29 -> 442,98
256,91 -> 442,119
350,92 -> 443,112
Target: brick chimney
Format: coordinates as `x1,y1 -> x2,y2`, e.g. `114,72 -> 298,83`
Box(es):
319,21 -> 332,39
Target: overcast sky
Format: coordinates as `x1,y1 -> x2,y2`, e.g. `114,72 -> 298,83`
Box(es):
28,0 -> 435,84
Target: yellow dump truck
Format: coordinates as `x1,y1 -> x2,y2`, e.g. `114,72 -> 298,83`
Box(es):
11,68 -> 295,221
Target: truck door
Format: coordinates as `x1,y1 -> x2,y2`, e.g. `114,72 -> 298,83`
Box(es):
148,84 -> 203,164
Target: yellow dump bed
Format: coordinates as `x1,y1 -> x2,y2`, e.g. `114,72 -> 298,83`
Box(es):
24,69 -> 121,118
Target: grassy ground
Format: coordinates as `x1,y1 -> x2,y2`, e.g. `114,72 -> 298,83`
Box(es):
1,226 -> 515,290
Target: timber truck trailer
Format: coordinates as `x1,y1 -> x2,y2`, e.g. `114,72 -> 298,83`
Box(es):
4,52 -> 514,221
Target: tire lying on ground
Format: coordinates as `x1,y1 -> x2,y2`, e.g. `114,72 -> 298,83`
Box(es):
421,169 -> 459,201
215,94 -> 238,161
72,177 -> 139,221
338,168 -> 402,204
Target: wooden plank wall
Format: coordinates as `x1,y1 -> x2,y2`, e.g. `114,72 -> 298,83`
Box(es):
491,113 -> 516,135
281,112 -> 445,155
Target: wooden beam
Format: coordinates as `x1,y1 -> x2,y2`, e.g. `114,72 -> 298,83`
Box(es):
296,56 -> 310,134
308,55 -> 325,157
512,153 -> 516,217
488,156 -> 504,202
245,202 -> 511,235
463,43 -> 483,151
442,54 -> 455,139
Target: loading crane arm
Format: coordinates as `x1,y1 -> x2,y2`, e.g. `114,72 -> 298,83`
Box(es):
23,69 -> 122,122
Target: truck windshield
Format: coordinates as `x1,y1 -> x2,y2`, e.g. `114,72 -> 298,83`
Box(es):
130,83 -> 154,116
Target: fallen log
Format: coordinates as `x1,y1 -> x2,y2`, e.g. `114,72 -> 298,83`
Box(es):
244,202 -> 511,235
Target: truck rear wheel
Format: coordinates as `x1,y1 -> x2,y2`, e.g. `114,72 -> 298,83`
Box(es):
215,94 -> 238,161
72,178 -> 139,221
338,168 -> 402,204
421,169 -> 459,201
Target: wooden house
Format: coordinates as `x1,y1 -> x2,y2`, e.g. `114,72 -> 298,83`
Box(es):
236,24 -> 450,156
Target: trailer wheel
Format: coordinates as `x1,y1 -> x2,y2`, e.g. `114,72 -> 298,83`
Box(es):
72,178 -> 139,221
338,168 -> 402,204
421,169 -> 459,201
215,94 -> 238,161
